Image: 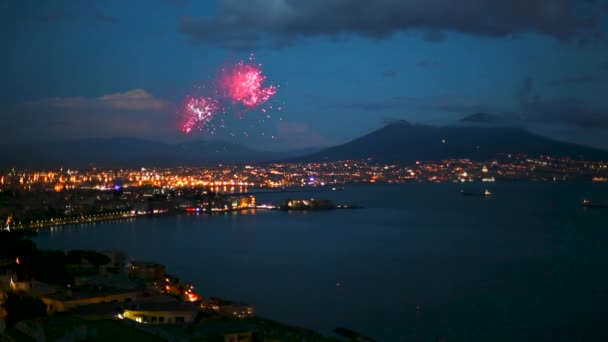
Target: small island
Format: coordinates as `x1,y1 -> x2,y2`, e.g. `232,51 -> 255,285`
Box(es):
280,199 -> 363,211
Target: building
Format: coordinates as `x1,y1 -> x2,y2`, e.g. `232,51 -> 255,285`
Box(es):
188,319 -> 256,342
205,298 -> 254,318
187,317 -> 336,342
122,301 -> 199,325
40,288 -> 140,314
74,273 -> 137,290
223,331 -> 254,342
283,198 -> 335,210
2,317 -> 165,342
6,279 -> 55,297
100,249 -> 127,274
71,302 -> 125,321
227,195 -> 256,210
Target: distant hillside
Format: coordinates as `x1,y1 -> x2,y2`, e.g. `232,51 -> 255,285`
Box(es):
0,139 -> 316,168
295,120 -> 608,164
459,113 -> 507,124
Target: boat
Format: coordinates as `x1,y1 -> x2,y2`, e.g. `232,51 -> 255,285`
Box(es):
582,199 -> 608,208
336,204 -> 364,209
461,189 -> 492,197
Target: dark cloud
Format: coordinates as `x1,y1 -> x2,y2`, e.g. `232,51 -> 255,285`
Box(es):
382,70 -> 397,78
526,100 -> 608,128
549,75 -> 598,86
416,60 -> 439,69
408,94 -> 488,114
599,60 -> 608,71
95,12 -> 120,24
585,0 -> 608,12
179,0 -> 604,49
520,78 -> 608,129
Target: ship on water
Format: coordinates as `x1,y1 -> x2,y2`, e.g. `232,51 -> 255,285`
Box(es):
461,189 -> 492,198
582,199 -> 608,209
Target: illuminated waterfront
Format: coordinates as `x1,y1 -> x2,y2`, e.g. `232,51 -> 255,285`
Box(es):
3,156 -> 608,229
3,155 -> 608,191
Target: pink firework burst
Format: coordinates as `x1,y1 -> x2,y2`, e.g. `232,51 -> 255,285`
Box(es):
218,56 -> 277,110
181,96 -> 220,133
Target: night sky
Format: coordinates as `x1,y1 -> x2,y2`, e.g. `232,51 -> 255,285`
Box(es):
2,0 -> 608,151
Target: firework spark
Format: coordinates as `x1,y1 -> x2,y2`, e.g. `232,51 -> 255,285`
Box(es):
218,55 -> 277,110
179,54 -> 279,136
181,96 -> 220,133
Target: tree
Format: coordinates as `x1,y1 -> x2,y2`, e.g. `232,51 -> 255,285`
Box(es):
66,250 -> 111,267
27,250 -> 69,285
2,291 -> 47,327
0,231 -> 38,259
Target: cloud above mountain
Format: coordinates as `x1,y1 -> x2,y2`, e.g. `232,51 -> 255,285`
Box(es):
26,89 -> 169,112
3,89 -> 177,142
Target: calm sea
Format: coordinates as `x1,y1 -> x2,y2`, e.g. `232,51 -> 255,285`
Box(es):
35,183 -> 608,341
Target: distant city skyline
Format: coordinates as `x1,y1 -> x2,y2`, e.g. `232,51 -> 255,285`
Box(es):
2,0 -> 608,150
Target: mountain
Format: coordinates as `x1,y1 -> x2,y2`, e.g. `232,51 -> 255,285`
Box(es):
0,138 -> 316,168
5,120 -> 606,168
459,112 -> 507,124
295,120 -> 608,164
